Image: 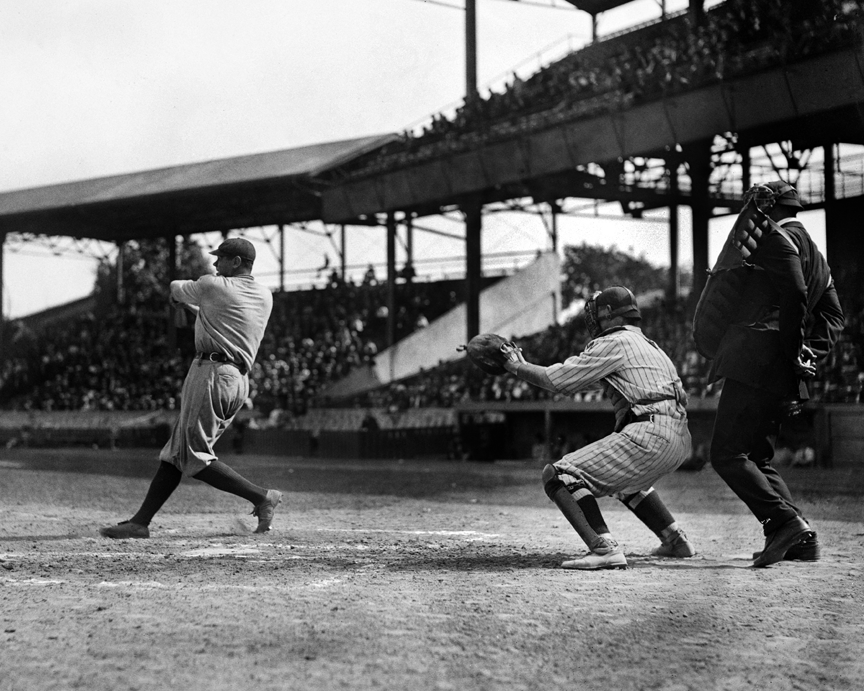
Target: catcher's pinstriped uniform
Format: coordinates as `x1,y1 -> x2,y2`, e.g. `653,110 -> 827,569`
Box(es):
492,285 -> 696,569
161,273 -> 273,476
548,326 -> 691,497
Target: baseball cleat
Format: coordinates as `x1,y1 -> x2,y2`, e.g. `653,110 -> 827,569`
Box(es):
562,545 -> 628,570
753,532 -> 820,562
651,528 -> 696,558
252,489 -> 283,533
752,517 -> 812,568
99,521 -> 150,539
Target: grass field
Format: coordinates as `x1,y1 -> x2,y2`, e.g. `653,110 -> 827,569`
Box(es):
1,448 -> 863,691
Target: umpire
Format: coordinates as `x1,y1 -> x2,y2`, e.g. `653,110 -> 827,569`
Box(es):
706,181 -> 845,567
101,237 -> 282,538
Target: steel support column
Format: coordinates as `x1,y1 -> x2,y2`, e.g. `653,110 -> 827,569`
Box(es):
667,162 -> 680,302
168,235 -> 178,351
340,224 -> 347,282
687,141 -> 712,308
464,201 -> 482,340
0,232 -> 5,357
386,213 -> 397,349
466,0 -> 477,101
404,213 -> 414,283
826,195 -> 864,314
116,241 -> 125,305
279,225 -> 286,293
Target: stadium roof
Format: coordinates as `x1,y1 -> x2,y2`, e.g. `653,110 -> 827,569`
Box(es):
563,0 -> 636,14
0,133 -> 396,241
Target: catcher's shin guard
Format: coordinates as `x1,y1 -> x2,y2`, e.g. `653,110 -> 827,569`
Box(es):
542,464 -> 606,551
619,488 -> 695,557
619,487 -> 675,536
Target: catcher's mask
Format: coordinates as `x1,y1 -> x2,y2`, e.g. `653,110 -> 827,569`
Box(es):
584,286 -> 640,338
742,180 -> 803,213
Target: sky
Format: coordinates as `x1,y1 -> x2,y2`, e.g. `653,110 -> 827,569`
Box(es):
0,0 -> 825,318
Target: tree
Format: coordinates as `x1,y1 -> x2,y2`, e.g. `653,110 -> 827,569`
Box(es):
560,243 -> 668,307
94,237 -> 211,315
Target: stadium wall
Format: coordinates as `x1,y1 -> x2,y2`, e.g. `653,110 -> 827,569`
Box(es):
0,401 -> 854,468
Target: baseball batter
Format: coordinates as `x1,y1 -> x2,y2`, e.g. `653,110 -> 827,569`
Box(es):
100,237 -> 282,539
497,286 -> 694,570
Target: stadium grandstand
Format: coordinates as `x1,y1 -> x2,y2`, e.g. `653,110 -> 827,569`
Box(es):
334,0 -> 863,179
1,0 -> 863,462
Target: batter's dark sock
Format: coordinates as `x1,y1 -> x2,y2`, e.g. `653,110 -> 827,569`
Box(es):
572,490 -> 610,536
130,461 -> 183,526
194,460 -> 267,505
621,489 -> 675,536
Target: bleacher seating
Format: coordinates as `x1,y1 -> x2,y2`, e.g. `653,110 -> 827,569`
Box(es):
2,272 -> 860,416
0,274 -> 500,414
2,1 -> 862,418
332,295 -> 863,412
350,0 -> 862,177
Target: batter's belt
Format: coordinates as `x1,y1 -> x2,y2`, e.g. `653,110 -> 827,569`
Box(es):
196,351 -> 248,375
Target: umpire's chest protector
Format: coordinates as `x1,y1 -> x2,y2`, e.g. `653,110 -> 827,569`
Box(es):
692,203 -> 778,359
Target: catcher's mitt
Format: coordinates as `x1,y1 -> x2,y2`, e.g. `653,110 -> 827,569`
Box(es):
458,333 -> 520,375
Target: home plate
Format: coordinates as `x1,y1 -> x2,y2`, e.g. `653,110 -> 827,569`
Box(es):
181,545 -> 262,558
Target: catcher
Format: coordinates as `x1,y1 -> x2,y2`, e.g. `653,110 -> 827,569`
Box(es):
464,287 -> 694,570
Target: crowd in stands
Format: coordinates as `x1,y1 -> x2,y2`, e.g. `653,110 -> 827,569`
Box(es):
353,0 -> 863,176
338,298 -> 710,410
337,296 -> 864,411
250,271 -> 497,416
1,275 -> 862,414
0,305 -> 187,412
0,270 -> 496,414
3,1 -> 864,414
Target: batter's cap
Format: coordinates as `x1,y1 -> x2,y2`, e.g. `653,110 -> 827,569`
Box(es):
763,180 -> 803,209
596,285 -> 640,320
209,237 -> 256,262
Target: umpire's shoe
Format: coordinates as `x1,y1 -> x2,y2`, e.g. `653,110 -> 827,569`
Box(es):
252,489 -> 283,533
753,532 -> 820,562
752,516 -> 812,568
562,540 -> 627,570
99,521 -> 149,539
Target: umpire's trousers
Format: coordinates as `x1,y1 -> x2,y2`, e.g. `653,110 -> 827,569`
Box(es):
709,378 -> 802,534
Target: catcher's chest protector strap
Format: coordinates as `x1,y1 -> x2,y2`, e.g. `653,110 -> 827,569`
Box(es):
692,202 -> 786,359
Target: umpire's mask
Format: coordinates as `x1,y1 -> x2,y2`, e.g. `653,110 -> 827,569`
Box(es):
742,181 -> 803,213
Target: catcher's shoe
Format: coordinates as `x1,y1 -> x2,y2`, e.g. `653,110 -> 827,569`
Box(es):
252,489 -> 283,533
753,532 -> 820,562
99,521 -> 149,539
562,541 -> 627,570
753,516 -> 812,568
651,528 -> 696,558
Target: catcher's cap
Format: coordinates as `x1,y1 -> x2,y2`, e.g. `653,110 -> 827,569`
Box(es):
595,286 -> 640,320
209,237 -> 256,262
763,180 -> 803,209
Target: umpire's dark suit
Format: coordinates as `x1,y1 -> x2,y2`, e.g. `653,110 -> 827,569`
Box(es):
708,216 -> 845,535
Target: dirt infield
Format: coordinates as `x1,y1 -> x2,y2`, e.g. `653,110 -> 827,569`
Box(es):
1,448 -> 863,691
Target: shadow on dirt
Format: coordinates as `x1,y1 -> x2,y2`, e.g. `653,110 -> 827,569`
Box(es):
0,534 -> 87,543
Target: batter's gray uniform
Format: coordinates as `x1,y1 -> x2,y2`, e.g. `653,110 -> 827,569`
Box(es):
547,326 -> 691,497
161,274 -> 273,476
